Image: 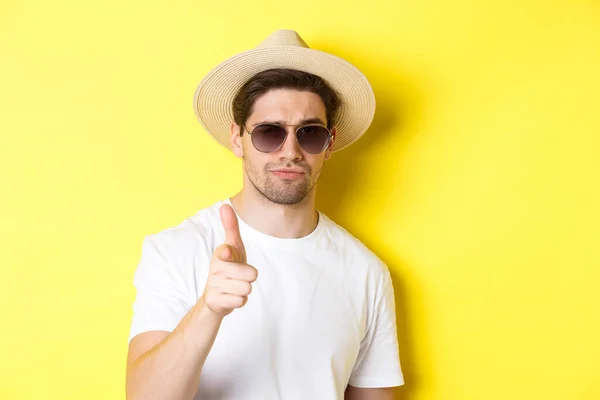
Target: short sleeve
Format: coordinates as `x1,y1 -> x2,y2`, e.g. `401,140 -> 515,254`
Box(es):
349,267 -> 404,388
128,234 -> 195,343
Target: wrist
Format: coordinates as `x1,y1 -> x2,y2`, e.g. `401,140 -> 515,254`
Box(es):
196,295 -> 227,323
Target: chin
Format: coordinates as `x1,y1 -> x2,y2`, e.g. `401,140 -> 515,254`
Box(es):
261,186 -> 311,205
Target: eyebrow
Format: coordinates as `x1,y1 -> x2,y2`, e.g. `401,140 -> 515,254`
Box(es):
252,118 -> 327,127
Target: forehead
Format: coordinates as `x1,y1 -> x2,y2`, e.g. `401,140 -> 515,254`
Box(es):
247,89 -> 327,125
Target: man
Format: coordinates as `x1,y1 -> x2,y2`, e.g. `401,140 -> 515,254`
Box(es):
126,30 -> 404,400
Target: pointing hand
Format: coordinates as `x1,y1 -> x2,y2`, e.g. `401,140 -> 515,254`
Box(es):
199,204 -> 258,317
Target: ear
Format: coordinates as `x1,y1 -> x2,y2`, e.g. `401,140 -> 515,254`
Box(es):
323,127 -> 336,161
230,123 -> 244,158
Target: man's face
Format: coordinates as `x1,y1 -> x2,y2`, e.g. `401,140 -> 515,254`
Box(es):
231,89 -> 335,205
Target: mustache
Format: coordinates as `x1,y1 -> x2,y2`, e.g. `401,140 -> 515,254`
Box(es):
264,162 -> 311,173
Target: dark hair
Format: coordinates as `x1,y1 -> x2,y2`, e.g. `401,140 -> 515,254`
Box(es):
232,68 -> 341,135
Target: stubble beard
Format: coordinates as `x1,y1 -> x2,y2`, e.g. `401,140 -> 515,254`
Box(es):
243,156 -> 320,205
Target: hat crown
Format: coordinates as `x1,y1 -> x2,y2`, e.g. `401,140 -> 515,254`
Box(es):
194,29 -> 376,153
256,30 -> 309,49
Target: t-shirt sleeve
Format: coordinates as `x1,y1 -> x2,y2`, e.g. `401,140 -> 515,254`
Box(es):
128,234 -> 195,343
348,266 -> 404,388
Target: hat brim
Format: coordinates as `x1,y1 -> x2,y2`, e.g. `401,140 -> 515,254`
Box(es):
193,46 -> 376,153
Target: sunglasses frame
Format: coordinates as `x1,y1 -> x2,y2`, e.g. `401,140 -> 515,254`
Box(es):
243,123 -> 334,154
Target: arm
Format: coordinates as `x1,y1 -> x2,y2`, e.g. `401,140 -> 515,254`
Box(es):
126,204 -> 255,400
126,297 -> 223,400
347,265 -> 404,393
344,385 -> 395,400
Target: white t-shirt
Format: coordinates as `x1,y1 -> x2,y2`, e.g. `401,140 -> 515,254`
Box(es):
129,198 -> 404,399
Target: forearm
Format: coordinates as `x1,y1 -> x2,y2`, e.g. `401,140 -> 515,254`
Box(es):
344,386 -> 395,400
126,298 -> 223,400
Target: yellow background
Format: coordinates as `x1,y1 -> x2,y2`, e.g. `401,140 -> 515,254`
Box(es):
1,0 -> 599,399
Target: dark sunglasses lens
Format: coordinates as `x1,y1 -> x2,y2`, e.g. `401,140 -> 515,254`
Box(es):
297,125 -> 331,154
251,124 -> 287,152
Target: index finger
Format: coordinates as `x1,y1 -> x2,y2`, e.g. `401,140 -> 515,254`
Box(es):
219,204 -> 246,262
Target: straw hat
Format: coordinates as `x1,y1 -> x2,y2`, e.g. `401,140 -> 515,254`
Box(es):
193,29 -> 376,153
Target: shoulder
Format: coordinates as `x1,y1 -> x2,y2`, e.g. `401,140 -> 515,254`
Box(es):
318,212 -> 389,277
140,199 -> 226,261
318,213 -> 394,318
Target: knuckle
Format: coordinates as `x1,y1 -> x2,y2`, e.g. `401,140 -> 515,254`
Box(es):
234,296 -> 246,308
225,296 -> 238,309
244,282 -> 252,295
248,265 -> 258,280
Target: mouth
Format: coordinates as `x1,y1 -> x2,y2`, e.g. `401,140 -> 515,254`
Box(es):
271,169 -> 305,180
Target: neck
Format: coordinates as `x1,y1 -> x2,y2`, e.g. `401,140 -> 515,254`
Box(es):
229,183 -> 319,240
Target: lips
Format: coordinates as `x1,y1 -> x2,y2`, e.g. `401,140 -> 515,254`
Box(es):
271,169 -> 305,179
272,169 -> 305,174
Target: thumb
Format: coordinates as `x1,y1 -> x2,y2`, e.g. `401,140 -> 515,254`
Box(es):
215,243 -> 236,262
220,204 -> 246,262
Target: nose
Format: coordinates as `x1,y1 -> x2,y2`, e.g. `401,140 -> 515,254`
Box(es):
278,127 -> 303,161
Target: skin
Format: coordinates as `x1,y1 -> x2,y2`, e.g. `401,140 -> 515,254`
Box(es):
228,88 -> 333,239
125,89 -> 395,400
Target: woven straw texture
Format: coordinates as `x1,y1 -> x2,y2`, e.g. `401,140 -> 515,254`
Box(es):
193,30 -> 376,153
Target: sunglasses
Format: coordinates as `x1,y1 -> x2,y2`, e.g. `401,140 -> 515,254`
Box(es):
244,123 -> 333,154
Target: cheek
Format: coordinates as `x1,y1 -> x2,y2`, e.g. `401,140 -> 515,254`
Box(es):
243,153 -> 270,174
307,156 -> 326,176
240,135 -> 251,154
